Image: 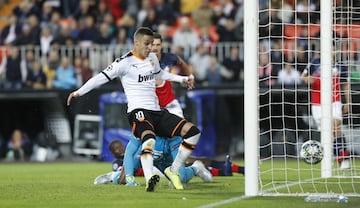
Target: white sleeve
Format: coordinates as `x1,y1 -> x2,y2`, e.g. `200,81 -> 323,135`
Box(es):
150,53 -> 187,83
73,72 -> 110,96
74,59 -> 125,96
155,69 -> 187,83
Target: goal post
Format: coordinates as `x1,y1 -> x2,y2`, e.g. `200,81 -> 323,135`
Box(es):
320,0 -> 334,178
245,0 -> 360,197
244,0 -> 259,196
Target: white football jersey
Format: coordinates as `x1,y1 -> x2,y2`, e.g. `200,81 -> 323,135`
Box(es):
74,51 -> 186,113
103,52 -> 162,112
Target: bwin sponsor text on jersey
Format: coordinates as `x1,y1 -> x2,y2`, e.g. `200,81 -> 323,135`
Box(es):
138,74 -> 155,82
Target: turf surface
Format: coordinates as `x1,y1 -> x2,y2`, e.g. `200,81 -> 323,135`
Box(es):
0,161 -> 359,208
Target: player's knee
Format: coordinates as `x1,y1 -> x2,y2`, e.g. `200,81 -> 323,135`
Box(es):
182,126 -> 201,148
141,135 -> 155,155
182,125 -> 200,139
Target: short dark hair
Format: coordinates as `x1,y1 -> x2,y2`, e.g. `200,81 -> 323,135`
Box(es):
109,140 -> 122,152
153,32 -> 162,41
134,27 -> 154,39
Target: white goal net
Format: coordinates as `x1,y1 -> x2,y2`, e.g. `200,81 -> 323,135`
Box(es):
245,0 -> 360,197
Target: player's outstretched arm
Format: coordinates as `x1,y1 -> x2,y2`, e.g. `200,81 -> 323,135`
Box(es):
156,69 -> 195,90
67,73 -> 110,106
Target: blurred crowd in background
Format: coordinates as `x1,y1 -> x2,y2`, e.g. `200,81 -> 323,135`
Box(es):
0,0 -> 360,161
0,0 -> 358,92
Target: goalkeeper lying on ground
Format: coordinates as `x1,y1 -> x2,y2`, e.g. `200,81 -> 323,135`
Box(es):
94,136 -> 244,185
94,135 -> 212,186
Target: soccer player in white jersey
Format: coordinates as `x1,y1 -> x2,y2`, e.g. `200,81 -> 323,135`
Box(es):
67,27 -> 201,191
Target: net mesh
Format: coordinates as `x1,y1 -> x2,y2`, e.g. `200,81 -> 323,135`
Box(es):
258,0 -> 360,196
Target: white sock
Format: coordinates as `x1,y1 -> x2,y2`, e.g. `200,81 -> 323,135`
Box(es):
171,133 -> 200,173
140,138 -> 155,182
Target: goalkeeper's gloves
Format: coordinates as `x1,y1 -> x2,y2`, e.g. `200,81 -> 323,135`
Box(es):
125,175 -> 139,186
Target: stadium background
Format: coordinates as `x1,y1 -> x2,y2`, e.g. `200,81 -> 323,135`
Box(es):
0,0 -> 360,161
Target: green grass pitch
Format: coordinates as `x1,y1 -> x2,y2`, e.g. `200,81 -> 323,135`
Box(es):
0,161 -> 359,208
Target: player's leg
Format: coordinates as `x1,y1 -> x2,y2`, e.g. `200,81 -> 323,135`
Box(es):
167,136 -> 212,183
170,122 -> 200,173
93,172 -> 114,185
333,102 -> 350,169
129,109 -> 159,191
158,111 -> 201,189
123,135 -> 142,186
165,125 -> 200,189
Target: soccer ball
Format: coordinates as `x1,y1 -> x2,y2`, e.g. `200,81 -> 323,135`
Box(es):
300,140 -> 324,164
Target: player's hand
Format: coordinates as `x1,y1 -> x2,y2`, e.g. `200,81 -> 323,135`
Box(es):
67,91 -> 79,106
183,74 -> 195,90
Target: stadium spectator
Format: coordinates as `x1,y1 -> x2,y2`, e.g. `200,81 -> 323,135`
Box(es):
94,1 -> 110,25
61,0 -> 80,18
301,51 -> 351,169
0,15 -> 22,45
113,27 -> 133,49
43,50 -> 60,89
258,53 -> 276,86
276,0 -> 295,24
101,12 -> 118,39
156,23 -> 172,49
189,44 -> 211,84
153,0 -> 176,26
22,49 -> 35,77
180,0 -> 201,15
270,40 -> 283,74
27,14 -> 41,45
77,15 -> 100,48
259,9 -> 283,44
213,0 -> 237,27
72,0 -> 96,23
191,0 -> 214,28
80,57 -> 94,84
142,8 -> 158,32
95,23 -> 114,45
205,55 -> 232,85
46,11 -> 62,40
39,1 -> 54,28
25,60 -> 47,89
40,27 -> 53,56
294,45 -> 309,73
0,46 -> 25,89
12,0 -> 40,26
52,56 -> 78,89
73,56 -> 84,86
172,16 -> 200,49
137,0 -> 152,27
295,0 -> 316,24
277,62 -> 301,86
217,17 -> 239,42
117,12 -> 136,41
4,129 -> 33,161
222,46 -> 243,82
12,23 -> 34,46
198,26 -> 215,47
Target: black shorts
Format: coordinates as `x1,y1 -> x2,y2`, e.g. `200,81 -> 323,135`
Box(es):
128,108 -> 186,138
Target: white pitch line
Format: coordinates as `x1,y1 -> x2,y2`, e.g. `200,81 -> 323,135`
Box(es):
196,195 -> 253,208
